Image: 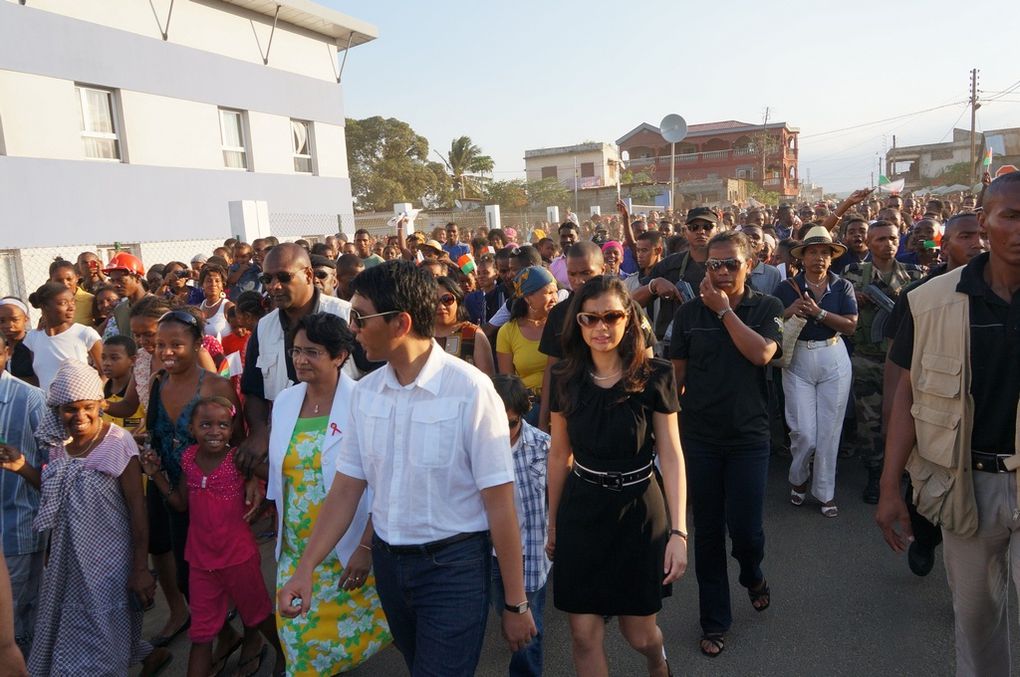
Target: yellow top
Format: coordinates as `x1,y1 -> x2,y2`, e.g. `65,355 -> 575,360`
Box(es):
73,286 -> 94,327
496,319 -> 546,392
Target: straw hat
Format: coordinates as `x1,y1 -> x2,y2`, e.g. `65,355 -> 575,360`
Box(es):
790,226 -> 847,259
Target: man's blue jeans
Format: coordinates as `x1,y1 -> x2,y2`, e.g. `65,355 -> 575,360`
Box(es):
490,556 -> 546,677
372,532 -> 491,677
683,438 -> 770,634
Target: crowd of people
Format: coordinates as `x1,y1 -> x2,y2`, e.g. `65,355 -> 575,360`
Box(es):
0,170 -> 1017,677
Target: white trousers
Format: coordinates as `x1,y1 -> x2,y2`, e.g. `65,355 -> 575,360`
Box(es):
942,471 -> 1020,677
782,338 -> 852,503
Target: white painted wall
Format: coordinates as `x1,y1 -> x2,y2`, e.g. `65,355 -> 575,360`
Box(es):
0,70 -> 80,160
9,0 -> 341,82
314,122 -> 349,179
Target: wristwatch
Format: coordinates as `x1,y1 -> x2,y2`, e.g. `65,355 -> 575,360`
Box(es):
504,600 -> 530,614
716,308 -> 733,320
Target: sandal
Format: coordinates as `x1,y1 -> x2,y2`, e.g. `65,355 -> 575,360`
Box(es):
233,644 -> 268,677
209,636 -> 242,677
150,614 -> 191,647
699,632 -> 725,658
139,648 -> 173,676
821,503 -> 839,518
789,487 -> 806,506
748,579 -> 770,611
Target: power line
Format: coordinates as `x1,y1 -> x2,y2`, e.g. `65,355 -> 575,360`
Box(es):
984,78 -> 1020,102
799,101 -> 967,139
938,102 -> 971,142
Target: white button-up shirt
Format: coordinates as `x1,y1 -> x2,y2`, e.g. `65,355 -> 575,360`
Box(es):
337,342 -> 515,545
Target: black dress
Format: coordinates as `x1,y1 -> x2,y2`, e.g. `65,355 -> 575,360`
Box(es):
550,358 -> 680,616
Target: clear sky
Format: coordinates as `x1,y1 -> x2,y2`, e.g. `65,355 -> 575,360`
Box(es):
325,0 -> 1019,194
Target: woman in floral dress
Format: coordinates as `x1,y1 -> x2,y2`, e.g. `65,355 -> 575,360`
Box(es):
267,313 -> 390,675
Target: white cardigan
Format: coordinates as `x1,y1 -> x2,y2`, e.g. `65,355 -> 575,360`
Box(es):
266,375 -> 372,566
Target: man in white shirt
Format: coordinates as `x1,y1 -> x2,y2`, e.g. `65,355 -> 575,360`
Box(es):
279,260 -> 536,676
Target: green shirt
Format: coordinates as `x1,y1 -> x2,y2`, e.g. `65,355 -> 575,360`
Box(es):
843,260 -> 923,357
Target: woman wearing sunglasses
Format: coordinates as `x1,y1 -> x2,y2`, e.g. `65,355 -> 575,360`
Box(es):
669,231 -> 785,657
496,266 -> 558,424
547,275 -> 687,677
434,277 -> 494,376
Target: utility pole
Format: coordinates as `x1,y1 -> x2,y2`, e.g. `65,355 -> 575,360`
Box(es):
759,106 -> 770,187
969,68 -> 980,185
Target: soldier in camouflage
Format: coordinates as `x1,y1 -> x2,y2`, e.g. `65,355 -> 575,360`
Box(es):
842,220 -> 923,503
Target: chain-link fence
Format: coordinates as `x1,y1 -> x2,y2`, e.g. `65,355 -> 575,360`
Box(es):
269,213 -> 357,241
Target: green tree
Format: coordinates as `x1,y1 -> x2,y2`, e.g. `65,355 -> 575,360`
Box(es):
438,136 -> 494,200
936,161 -> 972,186
622,170 -> 660,203
525,177 -> 571,208
345,116 -> 452,211
483,179 -> 528,212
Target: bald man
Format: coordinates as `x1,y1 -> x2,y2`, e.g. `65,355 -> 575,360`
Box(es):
237,243 -> 353,471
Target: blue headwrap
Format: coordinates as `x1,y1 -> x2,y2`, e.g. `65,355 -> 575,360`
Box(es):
512,265 -> 556,299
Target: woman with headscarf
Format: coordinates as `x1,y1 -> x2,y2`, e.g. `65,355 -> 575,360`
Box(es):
0,361 -> 172,675
0,297 -> 38,386
268,313 -> 391,674
496,266 -> 558,424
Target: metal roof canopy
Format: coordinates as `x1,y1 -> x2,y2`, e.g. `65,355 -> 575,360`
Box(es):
220,0 -> 378,46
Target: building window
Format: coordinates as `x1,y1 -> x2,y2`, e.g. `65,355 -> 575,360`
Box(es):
541,166 -> 557,179
76,85 -> 120,160
580,162 -> 595,178
292,119 -> 314,173
219,108 -> 248,169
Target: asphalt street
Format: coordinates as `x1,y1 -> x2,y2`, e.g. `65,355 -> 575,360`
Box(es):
138,456 -> 1019,676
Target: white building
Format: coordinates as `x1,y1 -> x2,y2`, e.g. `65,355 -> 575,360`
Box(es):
524,142 -> 621,191
0,0 -> 377,248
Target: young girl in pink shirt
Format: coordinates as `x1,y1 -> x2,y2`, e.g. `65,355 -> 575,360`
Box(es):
141,396 -> 284,676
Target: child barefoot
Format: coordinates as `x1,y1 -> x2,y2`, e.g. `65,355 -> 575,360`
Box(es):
141,396 -> 284,677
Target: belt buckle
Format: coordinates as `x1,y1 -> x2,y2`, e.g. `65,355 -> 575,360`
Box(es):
601,472 -> 623,491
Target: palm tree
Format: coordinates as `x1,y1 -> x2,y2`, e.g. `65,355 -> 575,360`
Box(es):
437,136 -> 494,200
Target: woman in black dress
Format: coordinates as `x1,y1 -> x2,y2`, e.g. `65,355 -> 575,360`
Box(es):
547,275 -> 688,677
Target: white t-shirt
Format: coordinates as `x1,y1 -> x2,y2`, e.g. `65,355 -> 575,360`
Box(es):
23,324 -> 101,394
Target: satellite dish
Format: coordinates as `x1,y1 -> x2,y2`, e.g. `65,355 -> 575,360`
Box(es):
660,114 -> 688,143
454,199 -> 463,210
620,150 -> 630,166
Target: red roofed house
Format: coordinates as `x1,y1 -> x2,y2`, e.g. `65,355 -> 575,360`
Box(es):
616,120 -> 800,198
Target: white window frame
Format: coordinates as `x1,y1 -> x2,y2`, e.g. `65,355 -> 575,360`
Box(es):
76,85 -> 122,162
291,119 -> 315,174
218,108 -> 249,170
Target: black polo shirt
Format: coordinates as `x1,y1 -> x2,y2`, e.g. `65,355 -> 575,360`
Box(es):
669,289 -> 785,446
640,252 -> 707,340
889,253 -> 1020,452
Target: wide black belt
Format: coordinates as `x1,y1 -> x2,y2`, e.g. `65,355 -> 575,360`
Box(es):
376,531 -> 487,556
971,450 -> 1015,474
572,460 -> 653,491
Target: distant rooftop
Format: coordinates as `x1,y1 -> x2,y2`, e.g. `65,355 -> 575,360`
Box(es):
221,0 -> 378,45
524,142 -> 616,159
617,120 -> 798,145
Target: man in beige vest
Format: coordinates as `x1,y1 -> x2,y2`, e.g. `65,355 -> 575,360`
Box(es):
876,172 -> 1020,677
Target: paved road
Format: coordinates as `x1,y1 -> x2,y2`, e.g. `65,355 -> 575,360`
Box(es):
139,457 -> 1019,676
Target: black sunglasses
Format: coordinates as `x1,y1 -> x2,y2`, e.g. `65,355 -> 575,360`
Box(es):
438,293 -> 456,306
576,310 -> 628,327
259,271 -> 297,286
313,270 -> 332,280
508,417 -> 521,429
687,223 -> 715,233
706,258 -> 744,272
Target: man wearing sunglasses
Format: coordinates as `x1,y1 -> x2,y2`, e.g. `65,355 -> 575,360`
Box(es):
238,244 -> 353,473
632,207 -> 717,348
310,255 -> 338,297
278,261 -> 537,675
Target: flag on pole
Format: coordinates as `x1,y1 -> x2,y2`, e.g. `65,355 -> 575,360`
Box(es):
983,147 -> 994,168
877,176 -> 904,194
457,254 -> 476,275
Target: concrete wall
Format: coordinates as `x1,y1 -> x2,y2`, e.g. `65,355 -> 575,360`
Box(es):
525,148 -> 618,188
4,0 -> 341,82
0,156 -> 354,247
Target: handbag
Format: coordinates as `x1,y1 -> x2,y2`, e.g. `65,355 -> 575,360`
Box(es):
771,279 -> 808,370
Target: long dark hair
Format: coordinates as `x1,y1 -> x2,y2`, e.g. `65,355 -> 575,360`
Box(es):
435,276 -> 469,323
554,276 -> 649,416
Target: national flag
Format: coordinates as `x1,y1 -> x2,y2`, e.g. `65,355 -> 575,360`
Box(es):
457,254 -> 476,275
983,147 -> 994,168
877,176 -> 904,194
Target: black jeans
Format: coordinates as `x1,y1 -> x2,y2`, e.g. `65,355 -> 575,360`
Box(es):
684,438 -> 770,634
